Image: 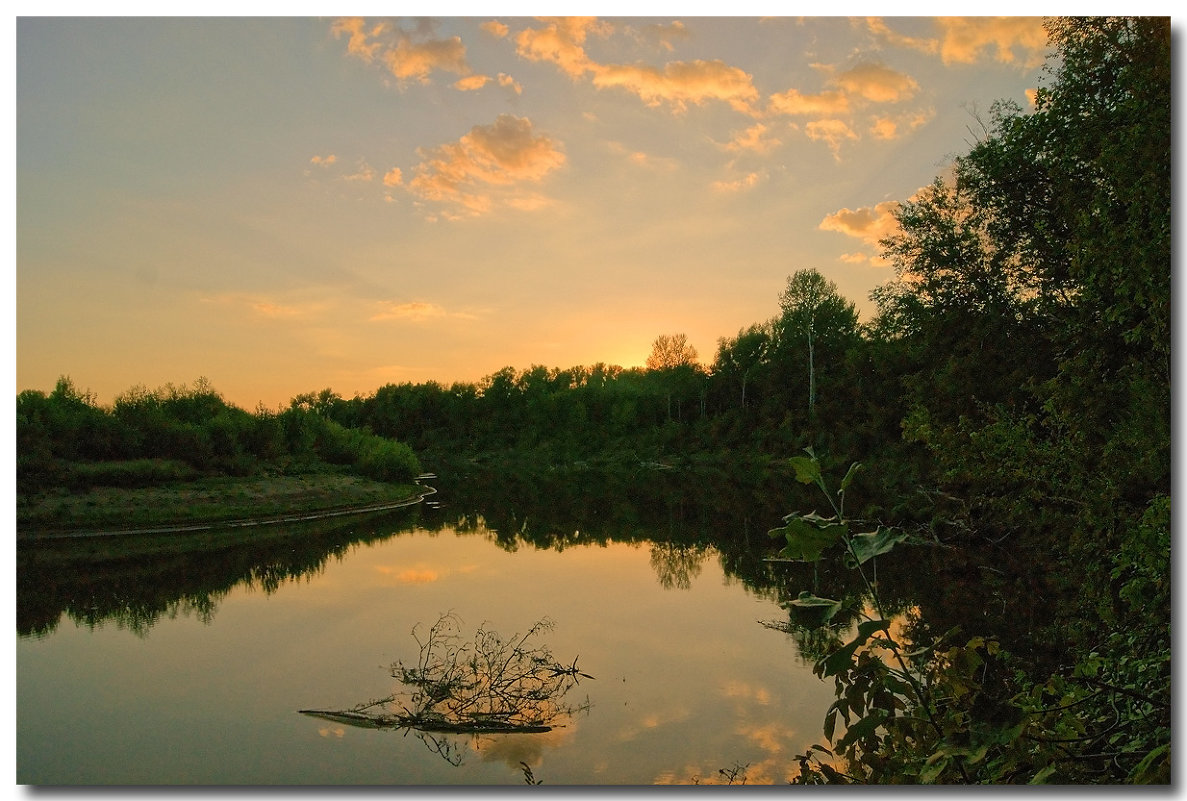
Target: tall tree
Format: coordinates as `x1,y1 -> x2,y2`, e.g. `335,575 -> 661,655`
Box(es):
775,270 -> 858,419
645,333 -> 698,371
646,333 -> 701,423
713,324 -> 771,410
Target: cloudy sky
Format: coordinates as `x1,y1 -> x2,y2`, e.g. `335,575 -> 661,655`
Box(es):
16,16 -> 1051,409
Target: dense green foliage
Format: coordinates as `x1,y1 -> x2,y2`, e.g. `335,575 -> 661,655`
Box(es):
16,16 -> 1167,784
777,17 -> 1169,784
17,377 -> 422,497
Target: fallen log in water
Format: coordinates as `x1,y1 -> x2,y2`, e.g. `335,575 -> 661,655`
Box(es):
298,708 -> 552,733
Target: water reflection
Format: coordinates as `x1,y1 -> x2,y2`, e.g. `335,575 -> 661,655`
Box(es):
17,461 -> 1064,784
649,542 -> 708,590
15,463 -> 867,785
17,462 -> 806,638
18,461 -> 1019,666
16,504 -> 425,638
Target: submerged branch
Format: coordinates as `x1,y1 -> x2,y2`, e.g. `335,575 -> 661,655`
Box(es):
300,614 -> 593,738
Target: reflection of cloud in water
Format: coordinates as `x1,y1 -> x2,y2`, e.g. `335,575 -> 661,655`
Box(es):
615,704 -> 692,741
653,755 -> 798,785
317,726 -> 345,739
738,721 -> 795,755
373,563 -> 479,584
396,568 -> 439,584
645,684 -> 802,783
721,680 -> 771,705
473,726 -> 574,769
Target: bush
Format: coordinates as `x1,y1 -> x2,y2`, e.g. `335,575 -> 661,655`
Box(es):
356,437 -> 421,483
314,419 -> 366,465
65,459 -> 199,489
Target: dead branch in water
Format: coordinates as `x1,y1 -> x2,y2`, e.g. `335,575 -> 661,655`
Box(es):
300,612 -> 592,736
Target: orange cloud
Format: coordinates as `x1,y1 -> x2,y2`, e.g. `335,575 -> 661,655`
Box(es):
607,142 -> 677,172
723,123 -> 781,154
498,73 -> 523,94
333,17 -> 479,88
383,35 -> 469,82
770,61 -> 916,120
804,119 -> 858,160
630,20 -> 690,52
454,74 -> 490,91
819,200 -> 901,246
382,167 -> 403,187
330,17 -> 383,63
406,114 -> 566,217
767,87 -> 850,116
830,62 -> 919,103
870,107 -> 934,140
862,17 -> 940,56
863,17 -> 1047,69
515,18 -> 758,114
514,17 -> 608,78
310,154 -> 337,166
936,17 -> 1049,68
369,301 -> 478,322
200,293 -> 326,320
711,172 -> 762,193
592,59 -> 758,113
480,20 -> 509,38
371,301 -> 445,321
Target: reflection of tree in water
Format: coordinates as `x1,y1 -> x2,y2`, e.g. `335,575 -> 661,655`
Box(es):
16,505 -> 422,637
649,542 -> 709,590
300,614 -> 592,767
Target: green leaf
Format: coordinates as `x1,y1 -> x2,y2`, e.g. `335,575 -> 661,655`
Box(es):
1129,743 -> 1170,784
788,591 -> 843,625
834,709 -> 886,751
839,462 -> 862,494
1028,765 -> 1057,785
818,764 -> 847,784
789,591 -> 842,609
788,455 -> 822,486
847,527 -> 908,565
919,755 -> 949,783
770,512 -> 847,562
823,705 -> 839,742
822,619 -> 890,677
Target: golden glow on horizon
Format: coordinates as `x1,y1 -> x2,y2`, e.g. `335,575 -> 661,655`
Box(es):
17,17 -> 1049,411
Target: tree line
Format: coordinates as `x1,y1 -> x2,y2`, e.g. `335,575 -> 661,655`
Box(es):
17,376 -> 422,492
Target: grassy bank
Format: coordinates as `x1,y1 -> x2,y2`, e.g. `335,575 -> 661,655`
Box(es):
17,471 -> 427,535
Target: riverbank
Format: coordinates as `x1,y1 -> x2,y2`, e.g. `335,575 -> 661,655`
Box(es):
17,472 -> 430,537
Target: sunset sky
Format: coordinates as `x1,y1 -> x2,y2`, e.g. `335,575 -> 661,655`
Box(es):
16,16 -> 1053,410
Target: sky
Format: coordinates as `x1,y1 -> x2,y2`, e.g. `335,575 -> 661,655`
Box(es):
15,15 -> 1054,410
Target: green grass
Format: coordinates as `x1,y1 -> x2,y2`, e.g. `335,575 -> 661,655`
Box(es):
17,471 -> 426,534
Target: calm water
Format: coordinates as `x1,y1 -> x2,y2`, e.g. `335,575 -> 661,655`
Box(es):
16,466 -> 853,785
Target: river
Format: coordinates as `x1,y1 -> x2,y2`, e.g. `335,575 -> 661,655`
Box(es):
17,462 -> 912,785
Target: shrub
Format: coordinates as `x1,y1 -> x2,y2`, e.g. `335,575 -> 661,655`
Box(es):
66,459 -> 199,489
356,436 -> 421,483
